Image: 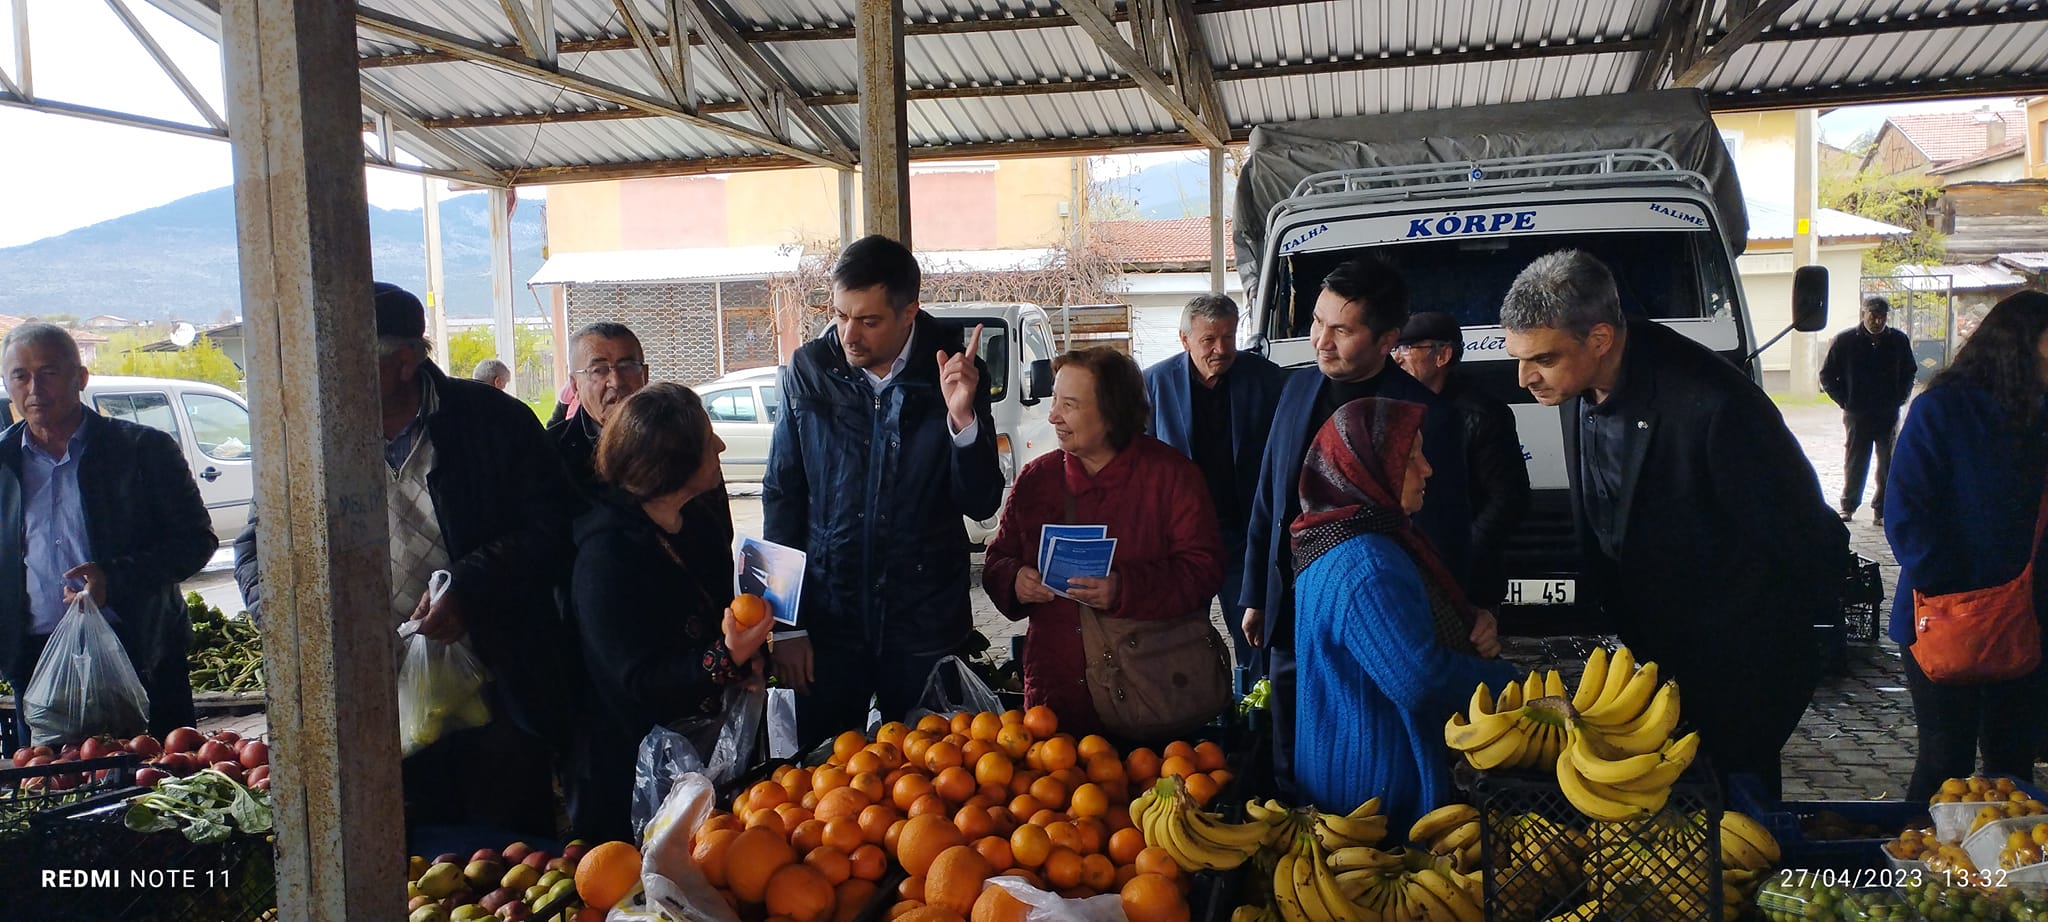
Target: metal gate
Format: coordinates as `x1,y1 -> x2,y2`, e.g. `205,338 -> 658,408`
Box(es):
1861,272 -> 1955,384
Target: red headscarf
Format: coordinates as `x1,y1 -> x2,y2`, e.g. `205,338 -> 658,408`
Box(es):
1290,398 -> 1478,653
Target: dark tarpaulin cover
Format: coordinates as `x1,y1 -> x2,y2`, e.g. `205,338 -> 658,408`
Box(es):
1234,89 -> 1747,297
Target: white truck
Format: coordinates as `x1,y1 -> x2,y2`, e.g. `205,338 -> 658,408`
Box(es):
1234,89 -> 1827,624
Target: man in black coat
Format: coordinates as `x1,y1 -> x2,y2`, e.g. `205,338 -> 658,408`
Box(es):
1394,311 -> 1532,611
1819,296 -> 1918,525
235,283 -> 579,836
764,235 -> 1004,750
1,324 -> 217,739
1501,250 -> 1846,800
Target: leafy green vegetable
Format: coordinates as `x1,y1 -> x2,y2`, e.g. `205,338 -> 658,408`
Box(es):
122,769 -> 273,844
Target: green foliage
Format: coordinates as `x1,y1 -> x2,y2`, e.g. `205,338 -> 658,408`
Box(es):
444,325 -> 554,398
1822,165 -> 1948,276
89,334 -> 244,392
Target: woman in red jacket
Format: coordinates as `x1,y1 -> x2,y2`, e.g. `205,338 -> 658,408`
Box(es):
982,348 -> 1225,736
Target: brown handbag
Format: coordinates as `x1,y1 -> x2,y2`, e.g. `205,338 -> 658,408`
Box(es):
1062,492 -> 1231,742
1910,480 -> 2048,684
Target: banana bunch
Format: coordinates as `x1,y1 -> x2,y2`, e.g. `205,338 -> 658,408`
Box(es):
1245,797 -> 1388,852
1443,669 -> 1575,772
1132,776 -> 1270,872
1406,804 -> 1481,874
1573,648 -> 1683,757
1556,729 -> 1700,823
1275,834 -> 1483,922
1719,811 -> 1780,919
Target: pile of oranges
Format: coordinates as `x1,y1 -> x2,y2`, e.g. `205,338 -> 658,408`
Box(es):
686,706 -> 1233,922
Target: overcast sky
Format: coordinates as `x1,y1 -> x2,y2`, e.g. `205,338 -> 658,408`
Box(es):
0,0 -> 2030,249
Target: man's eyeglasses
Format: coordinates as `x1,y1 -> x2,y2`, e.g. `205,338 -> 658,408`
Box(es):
1392,342 -> 1448,356
572,360 -> 648,380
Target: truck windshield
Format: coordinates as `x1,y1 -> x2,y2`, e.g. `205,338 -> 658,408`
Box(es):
1265,228 -> 1737,342
931,316 -> 1009,399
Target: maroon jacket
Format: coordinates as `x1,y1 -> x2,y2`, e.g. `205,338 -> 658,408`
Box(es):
983,436 -> 1225,734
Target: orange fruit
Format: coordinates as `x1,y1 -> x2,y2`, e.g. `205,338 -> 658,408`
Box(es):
918,714 -> 952,735
961,739 -> 998,767
1115,865 -> 1140,891
766,863 -> 836,922
1133,847 -> 1180,881
979,783 -> 1012,806
868,742 -> 906,770
1030,776 -> 1068,811
1208,769 -> 1234,790
1159,757 -> 1196,781
728,827 -> 799,903
888,902 -> 925,922
1045,821 -> 1081,853
911,794 -> 952,818
1182,774 -> 1219,807
1010,823 -> 1052,869
1023,706 -> 1060,739
752,780 -> 793,810
1108,828 -> 1146,865
748,809 -> 790,838
955,805 -> 997,840
859,804 -> 899,844
1192,742 -> 1226,773
1038,738 -> 1078,772
1042,847 -> 1084,890
974,835 -> 1014,870
817,787 -> 872,824
1027,809 -> 1061,828
850,844 -> 888,881
952,712 -> 976,737
1072,817 -> 1107,856
926,741 -> 966,774
703,812 -> 743,834
782,768 -> 814,799
1069,783 -> 1108,818
1124,749 -> 1161,785
778,803 -> 816,828
900,875 -> 928,902
1009,770 -> 1042,797
732,593 -> 771,628
927,845 -> 995,914
997,868 -> 1045,890
1077,735 -> 1115,761
834,731 -> 871,765
896,907 -> 968,922
972,881 -> 1033,922
1121,873 -> 1190,922
1161,741 -> 1196,764
894,774 -> 937,811
905,732 -> 937,767
807,847 -> 853,886
693,828 -> 740,887
803,791 -> 821,810
971,713 -> 1005,742
995,726 -> 1035,760
1106,805 -> 1134,832
1081,854 -> 1116,892
792,819 -> 830,853
887,819 -> 909,853
1008,794 -> 1045,818
1085,754 -> 1125,786
1001,709 -> 1026,726
835,880 -> 880,922
823,817 -> 865,853
814,766 -> 852,795
852,772 -> 889,805
877,722 -> 912,748
975,752 -> 1015,789
899,813 -> 970,878
987,805 -> 1018,837
934,766 -> 977,804
847,749 -> 884,777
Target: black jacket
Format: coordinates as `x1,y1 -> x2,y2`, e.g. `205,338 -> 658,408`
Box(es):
1,411 -> 217,686
548,410 -> 734,590
1444,374 -> 1531,609
1820,326 -> 1916,415
235,362 -> 580,739
763,311 -> 1004,653
1560,321 -> 1845,762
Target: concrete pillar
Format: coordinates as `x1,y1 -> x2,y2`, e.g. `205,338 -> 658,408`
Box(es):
220,0 -> 404,917
838,168 -> 858,247
489,186 -> 517,392
855,0 -> 910,245
1209,148 -> 1226,296
1791,108 -> 1819,399
422,175 -> 449,361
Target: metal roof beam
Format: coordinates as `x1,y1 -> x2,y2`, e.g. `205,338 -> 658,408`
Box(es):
1712,73 -> 2048,113
498,0 -> 546,64
1062,0 -> 1227,148
614,0 -> 692,109
1631,0 -> 1709,91
676,0 -> 857,159
360,83 -> 508,182
1672,0 -> 1799,87
105,0 -> 226,131
1163,0 -> 1229,149
10,0 -> 29,99
354,6 -> 853,170
0,90 -> 225,140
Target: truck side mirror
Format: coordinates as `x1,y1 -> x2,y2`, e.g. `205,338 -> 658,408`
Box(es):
1022,359 -> 1055,404
1792,265 -> 1829,333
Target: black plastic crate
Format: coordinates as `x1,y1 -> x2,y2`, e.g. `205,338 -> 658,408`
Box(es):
1471,764 -> 1723,921
1841,552 -> 1884,644
26,788 -> 277,922
0,754 -> 142,900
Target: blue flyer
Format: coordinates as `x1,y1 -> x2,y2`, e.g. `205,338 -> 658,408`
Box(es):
1042,536 -> 1118,600
735,536 -> 806,626
1038,524 -> 1106,570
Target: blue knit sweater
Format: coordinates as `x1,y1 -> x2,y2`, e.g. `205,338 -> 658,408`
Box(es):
1293,534 -> 1519,831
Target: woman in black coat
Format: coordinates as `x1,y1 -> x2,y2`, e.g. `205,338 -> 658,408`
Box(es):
568,383 -> 773,842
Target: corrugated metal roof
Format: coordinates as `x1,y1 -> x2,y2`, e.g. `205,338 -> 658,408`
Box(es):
1890,262 -> 2029,290
121,0 -> 2048,181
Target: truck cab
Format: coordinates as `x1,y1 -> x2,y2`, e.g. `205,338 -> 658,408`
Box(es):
919,303 -> 1060,545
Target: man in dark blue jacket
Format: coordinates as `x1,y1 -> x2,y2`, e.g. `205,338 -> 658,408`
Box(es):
1819,296 -> 1918,525
1239,254 -> 1474,795
765,235 -> 1004,749
1144,294 -> 1287,691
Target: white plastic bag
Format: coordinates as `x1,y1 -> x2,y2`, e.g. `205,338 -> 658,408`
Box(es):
904,655 -> 1003,726
766,687 -> 799,759
22,594 -> 150,746
984,875 -> 1128,922
632,685 -> 765,839
612,772 -> 741,922
395,571 -> 492,757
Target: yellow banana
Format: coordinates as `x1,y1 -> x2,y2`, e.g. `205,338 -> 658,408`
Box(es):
1600,681 -> 1682,755
1443,709 -> 1522,752
1468,682 -> 1495,718
1521,671 -> 1544,704
1604,732 -> 1700,793
1410,868 -> 1482,922
1584,662 -> 1659,730
1430,821 -> 1479,856
1495,677 -> 1524,712
1347,797 -> 1383,820
1167,808 -> 1257,870
1244,798 -> 1284,823
1556,756 -> 1656,823
1272,852 -> 1312,922
1327,847 -> 1403,873
1307,848 -> 1365,922
1291,844 -> 1337,922
1461,720 -> 1530,771
1571,646 -> 1609,713
1719,810 -> 1782,865
1542,669 -> 1568,700
1719,824 -> 1771,872
1541,900 -> 1601,922
1232,906 -> 1266,922
1407,803 -> 1479,845
1591,647 -> 1636,713
1318,812 -> 1389,847
1130,788 -> 1157,832
1189,808 -> 1272,853
1566,727 -> 1664,786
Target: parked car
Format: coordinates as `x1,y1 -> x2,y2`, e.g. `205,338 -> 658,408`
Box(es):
698,365 -> 782,482
2,375 -> 253,544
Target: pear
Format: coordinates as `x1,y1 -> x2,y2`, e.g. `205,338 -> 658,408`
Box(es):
417,863 -> 463,900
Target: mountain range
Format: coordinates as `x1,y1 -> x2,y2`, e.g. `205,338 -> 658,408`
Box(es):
0,186 -> 547,323
1094,156 -> 1237,221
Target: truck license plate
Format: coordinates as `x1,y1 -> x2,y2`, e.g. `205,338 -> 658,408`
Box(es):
1508,579 -> 1576,605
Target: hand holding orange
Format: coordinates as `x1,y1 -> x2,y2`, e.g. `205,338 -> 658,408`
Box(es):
733,592 -> 771,627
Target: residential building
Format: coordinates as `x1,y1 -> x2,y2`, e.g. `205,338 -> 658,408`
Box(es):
2029,97 -> 2048,180
1094,217 -> 1240,367
1862,105 -> 2025,177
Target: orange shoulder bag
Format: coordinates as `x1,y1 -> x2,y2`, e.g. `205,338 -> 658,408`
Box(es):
1910,483 -> 2048,683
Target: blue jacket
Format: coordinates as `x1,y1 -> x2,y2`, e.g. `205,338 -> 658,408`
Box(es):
1293,534 -> 1517,827
764,311 -> 1005,654
1238,363 -> 1470,642
1885,383 -> 2048,645
1142,351 -> 1289,543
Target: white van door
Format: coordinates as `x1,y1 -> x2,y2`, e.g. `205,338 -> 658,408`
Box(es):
1014,315 -> 1060,467
176,391 -> 256,541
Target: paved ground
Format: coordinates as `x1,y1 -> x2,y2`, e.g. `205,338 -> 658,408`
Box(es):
181,399 -> 1979,802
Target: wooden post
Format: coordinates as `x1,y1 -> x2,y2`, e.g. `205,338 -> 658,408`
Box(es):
855,0 -> 910,244
490,186 -> 518,392
1208,147 -> 1226,296
1791,108 -> 1819,399
838,168 -> 857,247
422,175 -> 450,361
220,0 -> 404,918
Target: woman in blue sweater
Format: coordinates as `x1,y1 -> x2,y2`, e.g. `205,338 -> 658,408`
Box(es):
1291,398 -> 1519,827
1885,290 -> 2048,802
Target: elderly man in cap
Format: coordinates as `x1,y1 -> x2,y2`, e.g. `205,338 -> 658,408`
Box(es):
235,282 -> 579,836
1820,296 -> 1918,525
1392,311 -> 1530,612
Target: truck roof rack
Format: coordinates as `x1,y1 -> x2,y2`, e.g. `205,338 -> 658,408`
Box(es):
1272,149 -> 1712,223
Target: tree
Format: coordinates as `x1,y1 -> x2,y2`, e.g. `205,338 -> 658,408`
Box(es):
90,335 -> 243,392
1822,162 -> 1947,276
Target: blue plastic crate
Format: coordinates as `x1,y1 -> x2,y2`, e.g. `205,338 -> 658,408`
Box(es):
1727,775 -> 1928,871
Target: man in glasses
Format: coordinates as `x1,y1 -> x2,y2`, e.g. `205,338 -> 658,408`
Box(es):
1392,311 -> 1530,614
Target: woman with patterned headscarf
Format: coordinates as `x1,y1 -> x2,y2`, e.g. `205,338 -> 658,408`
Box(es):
1291,398 -> 1518,825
